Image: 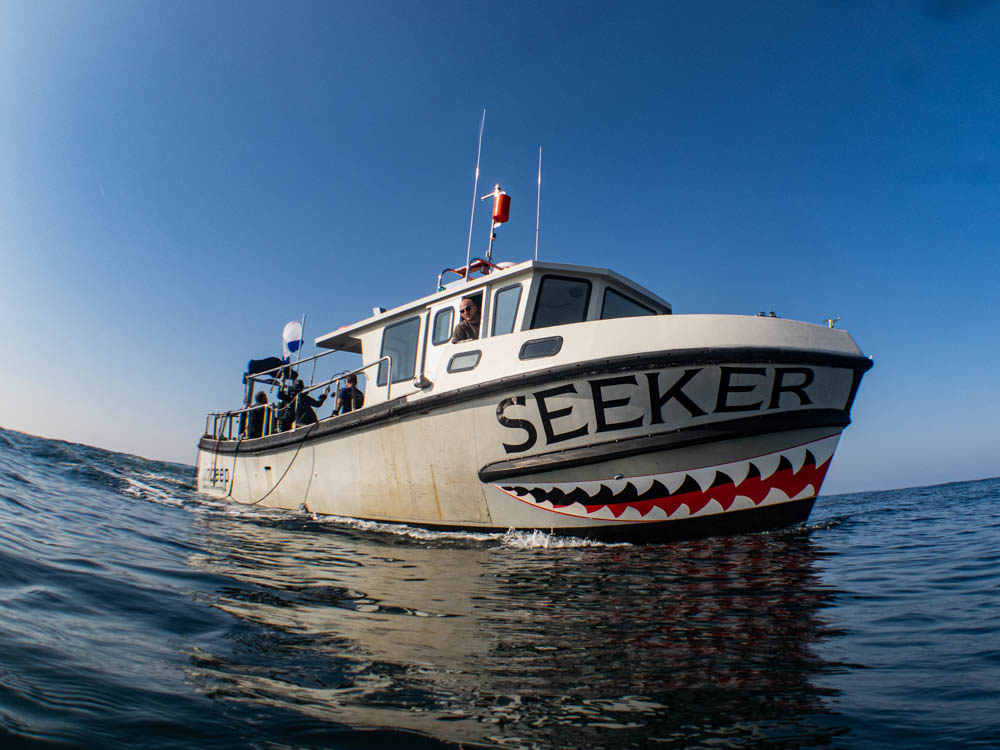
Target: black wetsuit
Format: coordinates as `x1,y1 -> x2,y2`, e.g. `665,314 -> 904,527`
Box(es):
336,386 -> 364,415
292,392 -> 327,426
277,391 -> 295,432
247,404 -> 268,439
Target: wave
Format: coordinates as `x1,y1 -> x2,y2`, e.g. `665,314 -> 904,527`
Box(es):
2,428 -> 999,749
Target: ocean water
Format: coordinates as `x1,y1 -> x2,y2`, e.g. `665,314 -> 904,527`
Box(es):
0,428 -> 997,749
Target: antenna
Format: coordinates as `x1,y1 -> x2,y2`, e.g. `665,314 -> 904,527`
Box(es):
464,109 -> 486,282
535,146 -> 541,261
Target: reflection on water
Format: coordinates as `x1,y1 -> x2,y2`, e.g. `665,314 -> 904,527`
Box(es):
3,432 -> 995,748
187,515 -> 849,748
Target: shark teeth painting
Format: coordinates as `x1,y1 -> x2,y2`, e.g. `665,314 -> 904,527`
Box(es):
495,435 -> 839,523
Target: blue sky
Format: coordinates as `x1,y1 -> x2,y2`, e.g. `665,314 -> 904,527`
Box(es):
2,1 -> 998,494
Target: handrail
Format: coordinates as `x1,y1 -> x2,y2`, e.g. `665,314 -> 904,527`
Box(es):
437,257 -> 503,291
206,355 -> 394,441
246,348 -> 339,381
204,403 -> 275,440
295,355 -> 392,402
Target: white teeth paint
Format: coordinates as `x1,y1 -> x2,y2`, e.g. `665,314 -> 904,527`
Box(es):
701,499 -> 725,516
754,452 -> 782,480
786,445 -> 807,474
810,435 -> 840,467
719,459 -> 751,487
761,487 -> 791,506
643,505 -> 669,520
791,484 -> 815,501
618,506 -> 644,521
670,503 -> 691,519
631,476 -> 655,495
730,495 -> 756,511
588,505 -> 619,520
662,470 -> 687,494
574,481 -> 604,498
604,478 -> 629,495
688,467 -> 718,492
497,435 -> 835,520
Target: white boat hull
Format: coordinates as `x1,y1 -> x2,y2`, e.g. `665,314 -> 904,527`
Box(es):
198,346 -> 869,542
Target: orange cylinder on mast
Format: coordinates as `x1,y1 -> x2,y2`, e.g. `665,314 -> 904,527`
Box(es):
492,191 -> 510,224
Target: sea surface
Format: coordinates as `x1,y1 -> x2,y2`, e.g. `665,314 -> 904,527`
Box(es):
0,427 -> 997,749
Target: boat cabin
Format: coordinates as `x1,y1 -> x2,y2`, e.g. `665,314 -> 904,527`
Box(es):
203,259 -> 672,441
314,259 -> 670,408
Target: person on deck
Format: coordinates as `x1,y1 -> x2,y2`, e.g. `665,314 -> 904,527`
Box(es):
451,297 -> 481,343
335,373 -> 365,415
246,391 -> 270,439
294,380 -> 330,426
280,380 -> 329,430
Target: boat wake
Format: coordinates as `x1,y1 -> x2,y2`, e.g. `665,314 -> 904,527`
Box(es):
305,512 -> 630,548
800,513 -> 850,532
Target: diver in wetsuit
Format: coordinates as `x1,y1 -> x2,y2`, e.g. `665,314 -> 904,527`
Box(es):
246,391 -> 270,438
280,380 -> 330,429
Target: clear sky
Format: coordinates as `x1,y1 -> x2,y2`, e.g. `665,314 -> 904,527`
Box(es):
2,1 -> 998,495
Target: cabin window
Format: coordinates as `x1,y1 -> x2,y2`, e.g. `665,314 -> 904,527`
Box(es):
432,307 -> 454,346
601,288 -> 656,320
491,284 -> 522,336
377,316 -> 420,386
529,275 -> 592,330
447,350 -> 481,372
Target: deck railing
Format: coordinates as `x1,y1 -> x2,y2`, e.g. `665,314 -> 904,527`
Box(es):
203,354 -> 393,441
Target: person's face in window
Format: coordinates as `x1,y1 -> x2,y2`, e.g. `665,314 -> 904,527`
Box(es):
459,301 -> 478,321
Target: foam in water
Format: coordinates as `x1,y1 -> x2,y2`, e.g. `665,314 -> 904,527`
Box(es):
305,511 -> 629,548
121,476 -> 186,506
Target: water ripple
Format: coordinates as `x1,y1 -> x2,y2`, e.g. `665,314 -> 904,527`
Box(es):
0,428 -> 998,748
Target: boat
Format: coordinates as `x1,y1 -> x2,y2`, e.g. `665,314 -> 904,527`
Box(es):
197,202 -> 872,543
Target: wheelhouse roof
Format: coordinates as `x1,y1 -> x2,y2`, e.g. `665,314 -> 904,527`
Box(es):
314,259 -> 670,353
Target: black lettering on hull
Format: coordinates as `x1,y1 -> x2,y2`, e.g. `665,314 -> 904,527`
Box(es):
715,367 -> 766,413
204,467 -> 230,486
495,364 -> 823,454
768,367 -> 815,409
534,384 -> 589,444
647,369 -> 706,422
497,396 -> 538,454
590,375 -> 644,433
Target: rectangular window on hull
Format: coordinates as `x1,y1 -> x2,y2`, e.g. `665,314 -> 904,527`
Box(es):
447,350 -> 482,372
519,336 -> 563,359
377,316 -> 420,386
530,275 -> 592,330
601,288 -> 656,319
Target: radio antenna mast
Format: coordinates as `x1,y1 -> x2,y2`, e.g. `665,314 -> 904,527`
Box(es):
535,146 -> 542,261
464,109 -> 486,282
